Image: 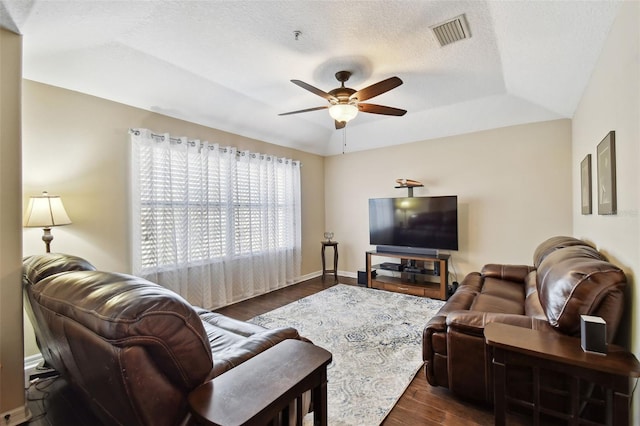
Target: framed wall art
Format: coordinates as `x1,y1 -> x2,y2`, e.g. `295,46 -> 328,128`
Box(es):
597,131 -> 616,215
580,154 -> 592,215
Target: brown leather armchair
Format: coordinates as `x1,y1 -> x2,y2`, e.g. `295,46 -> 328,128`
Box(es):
422,236 -> 626,403
23,253 -> 310,426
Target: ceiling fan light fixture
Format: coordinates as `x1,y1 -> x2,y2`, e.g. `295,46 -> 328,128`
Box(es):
329,103 -> 358,123
281,71 -> 405,128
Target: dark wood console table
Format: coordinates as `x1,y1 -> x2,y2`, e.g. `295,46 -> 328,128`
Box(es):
188,340 -> 332,425
485,322 -> 640,426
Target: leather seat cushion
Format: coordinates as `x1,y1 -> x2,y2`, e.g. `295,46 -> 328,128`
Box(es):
479,277 -> 524,301
470,293 -> 524,315
469,277 -> 524,315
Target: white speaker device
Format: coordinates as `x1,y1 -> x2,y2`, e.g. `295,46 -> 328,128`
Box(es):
580,315 -> 607,354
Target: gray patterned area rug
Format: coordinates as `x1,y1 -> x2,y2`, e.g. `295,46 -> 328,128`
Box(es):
248,284 -> 445,425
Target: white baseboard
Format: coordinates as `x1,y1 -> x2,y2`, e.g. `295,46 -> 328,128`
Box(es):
24,353 -> 45,388
0,405 -> 32,426
293,271 -> 322,283
24,353 -> 43,371
305,270 -> 357,280
338,270 -> 357,279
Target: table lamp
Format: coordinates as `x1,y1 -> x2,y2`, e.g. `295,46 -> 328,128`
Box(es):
23,191 -> 72,253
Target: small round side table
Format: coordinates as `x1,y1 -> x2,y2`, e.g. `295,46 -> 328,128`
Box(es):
321,241 -> 338,282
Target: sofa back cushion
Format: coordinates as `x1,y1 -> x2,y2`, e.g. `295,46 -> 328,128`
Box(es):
23,253 -> 96,286
523,271 -> 546,319
536,245 -> 626,336
31,270 -> 213,388
22,253 -> 98,366
532,236 -> 598,269
24,254 -> 215,425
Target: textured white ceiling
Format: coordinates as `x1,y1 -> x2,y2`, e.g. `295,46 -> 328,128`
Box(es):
0,0 -> 622,156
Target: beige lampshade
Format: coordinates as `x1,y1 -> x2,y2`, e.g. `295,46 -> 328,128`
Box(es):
24,191 -> 72,228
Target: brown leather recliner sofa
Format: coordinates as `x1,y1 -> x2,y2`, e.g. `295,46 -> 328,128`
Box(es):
23,253 -> 310,426
422,236 -> 626,403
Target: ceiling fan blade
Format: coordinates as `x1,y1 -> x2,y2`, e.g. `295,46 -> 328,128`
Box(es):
291,80 -> 336,101
335,120 -> 346,129
358,103 -> 407,116
351,76 -> 403,102
279,106 -> 328,116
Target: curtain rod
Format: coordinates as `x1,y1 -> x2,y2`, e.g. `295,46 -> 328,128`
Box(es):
129,128 -> 197,145
129,128 -> 302,166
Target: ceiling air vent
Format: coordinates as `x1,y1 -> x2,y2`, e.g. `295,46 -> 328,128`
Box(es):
431,14 -> 471,47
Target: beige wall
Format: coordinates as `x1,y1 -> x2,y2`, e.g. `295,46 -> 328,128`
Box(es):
22,80 -> 326,356
0,28 -> 28,420
324,119 -> 573,279
572,0 -> 639,420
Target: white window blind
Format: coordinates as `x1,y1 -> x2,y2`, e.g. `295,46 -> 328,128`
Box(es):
130,128 -> 301,309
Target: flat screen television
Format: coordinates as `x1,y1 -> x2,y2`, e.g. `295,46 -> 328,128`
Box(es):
369,195 -> 458,255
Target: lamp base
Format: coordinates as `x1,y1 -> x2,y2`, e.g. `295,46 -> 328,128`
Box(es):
42,227 -> 53,253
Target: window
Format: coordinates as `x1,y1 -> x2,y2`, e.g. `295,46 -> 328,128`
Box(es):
130,129 -> 301,308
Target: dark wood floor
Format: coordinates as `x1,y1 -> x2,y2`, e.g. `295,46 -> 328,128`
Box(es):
26,276 -> 528,425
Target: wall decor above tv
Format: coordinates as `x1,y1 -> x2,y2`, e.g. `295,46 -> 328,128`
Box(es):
368,196 -> 458,255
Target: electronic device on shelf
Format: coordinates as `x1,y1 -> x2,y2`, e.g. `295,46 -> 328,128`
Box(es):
380,262 -> 404,271
369,195 -> 458,256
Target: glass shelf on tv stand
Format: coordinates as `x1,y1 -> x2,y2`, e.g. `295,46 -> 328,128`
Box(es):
374,266 -> 441,282
366,250 -> 450,300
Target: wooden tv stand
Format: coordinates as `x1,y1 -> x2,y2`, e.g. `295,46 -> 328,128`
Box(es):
366,250 -> 450,300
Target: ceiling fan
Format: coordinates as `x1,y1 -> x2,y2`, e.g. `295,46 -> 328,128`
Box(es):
279,71 -> 407,129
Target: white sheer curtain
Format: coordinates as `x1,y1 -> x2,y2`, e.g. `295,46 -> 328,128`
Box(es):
130,128 -> 301,309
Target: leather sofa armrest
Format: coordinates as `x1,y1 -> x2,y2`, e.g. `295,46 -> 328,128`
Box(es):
446,310 -> 552,336
422,272 -> 481,364
425,314 -> 447,333
481,264 -> 534,282
425,272 -> 482,333
197,309 -> 270,336
445,311 -> 554,401
422,315 -> 447,363
211,327 -> 302,377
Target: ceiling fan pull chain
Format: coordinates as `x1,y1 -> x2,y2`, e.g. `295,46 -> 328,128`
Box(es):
342,127 -> 347,154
